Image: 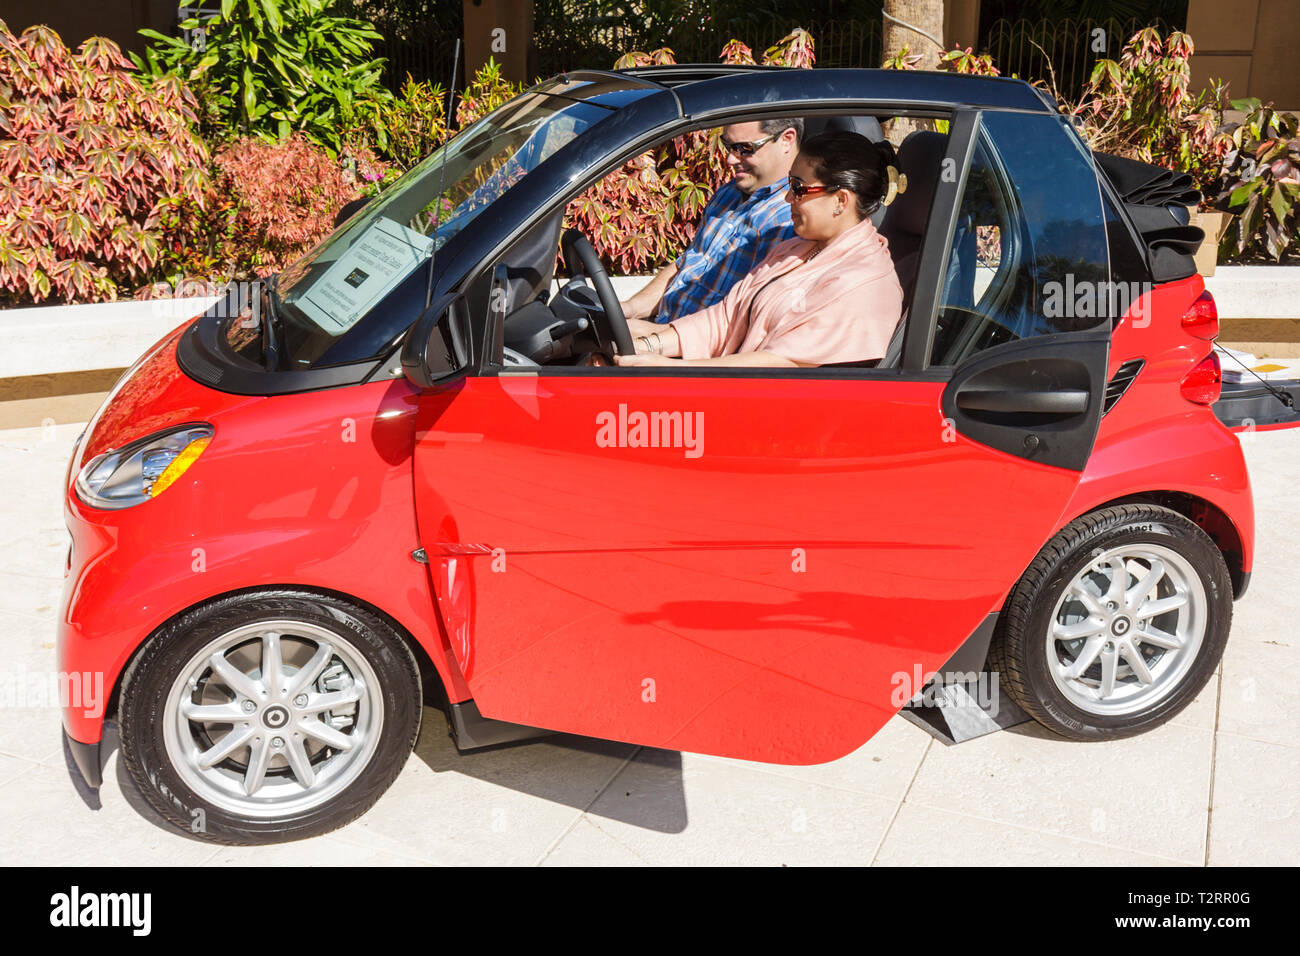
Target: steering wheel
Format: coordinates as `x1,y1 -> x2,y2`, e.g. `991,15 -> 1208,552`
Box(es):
561,228 -> 636,356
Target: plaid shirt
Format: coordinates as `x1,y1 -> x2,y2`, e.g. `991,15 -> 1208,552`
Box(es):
656,177 -> 795,323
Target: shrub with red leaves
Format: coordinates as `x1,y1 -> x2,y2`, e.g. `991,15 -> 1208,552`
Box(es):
211,134 -> 364,277
0,20 -> 210,305
1071,28 -> 1230,190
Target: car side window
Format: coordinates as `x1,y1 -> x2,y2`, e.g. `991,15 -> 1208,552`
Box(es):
930,112 -> 1111,368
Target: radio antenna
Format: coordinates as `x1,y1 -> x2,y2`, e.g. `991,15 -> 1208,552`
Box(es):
425,37 -> 462,310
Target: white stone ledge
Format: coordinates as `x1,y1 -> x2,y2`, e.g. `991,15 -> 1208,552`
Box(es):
0,296 -> 219,379
1203,266 -> 1300,320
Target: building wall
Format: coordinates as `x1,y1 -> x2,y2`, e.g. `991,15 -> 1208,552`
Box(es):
1188,0 -> 1300,111
463,0 -> 533,85
945,0 -> 982,50
3,0 -> 177,56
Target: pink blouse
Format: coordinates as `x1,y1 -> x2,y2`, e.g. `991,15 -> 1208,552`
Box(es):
669,215 -> 904,365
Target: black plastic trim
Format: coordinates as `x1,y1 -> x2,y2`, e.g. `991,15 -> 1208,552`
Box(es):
492,363 -> 955,382
941,328 -> 1111,471
670,68 -> 1056,115
905,109 -> 981,371
445,700 -> 555,751
939,612 -> 1000,676
1213,378 -> 1300,429
1235,570 -> 1251,601
1103,358 -> 1145,414
64,730 -> 102,789
177,309 -> 385,396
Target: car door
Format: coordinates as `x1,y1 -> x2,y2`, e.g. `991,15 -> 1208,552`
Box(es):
411,108 -> 1115,764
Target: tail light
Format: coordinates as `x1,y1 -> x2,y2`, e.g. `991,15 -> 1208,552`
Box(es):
1181,290 -> 1219,340
1181,351 -> 1221,405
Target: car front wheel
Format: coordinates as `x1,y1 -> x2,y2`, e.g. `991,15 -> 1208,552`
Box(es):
120,590 -> 421,844
989,504 -> 1233,740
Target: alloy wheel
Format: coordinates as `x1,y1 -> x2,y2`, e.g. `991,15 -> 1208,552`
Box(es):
1047,543 -> 1207,716
162,620 -> 383,818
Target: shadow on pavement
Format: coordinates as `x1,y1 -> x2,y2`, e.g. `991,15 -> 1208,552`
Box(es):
411,705 -> 688,833
84,708 -> 689,844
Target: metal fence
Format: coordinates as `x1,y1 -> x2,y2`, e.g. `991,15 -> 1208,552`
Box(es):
983,16 -> 1177,96
396,17 -> 1165,94
374,34 -> 463,91
170,7 -> 1175,98
530,17 -> 882,75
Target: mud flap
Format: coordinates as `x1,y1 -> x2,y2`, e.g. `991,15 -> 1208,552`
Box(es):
898,612 -> 1032,745
900,680 -> 1031,746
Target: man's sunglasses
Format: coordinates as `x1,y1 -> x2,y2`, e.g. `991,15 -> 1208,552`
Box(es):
720,133 -> 777,157
787,175 -> 835,199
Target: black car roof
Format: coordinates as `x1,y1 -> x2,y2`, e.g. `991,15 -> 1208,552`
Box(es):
562,65 -> 1056,114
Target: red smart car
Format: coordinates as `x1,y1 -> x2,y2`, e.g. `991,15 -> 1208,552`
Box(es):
59,67 -> 1254,843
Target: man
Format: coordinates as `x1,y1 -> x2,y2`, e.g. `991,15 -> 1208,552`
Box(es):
620,117 -> 803,323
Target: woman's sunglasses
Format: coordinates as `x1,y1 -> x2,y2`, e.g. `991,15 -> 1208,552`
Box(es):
720,133 -> 777,157
787,175 -> 835,199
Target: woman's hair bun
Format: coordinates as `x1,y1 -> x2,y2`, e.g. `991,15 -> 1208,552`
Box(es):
872,138 -> 898,170
799,129 -> 898,218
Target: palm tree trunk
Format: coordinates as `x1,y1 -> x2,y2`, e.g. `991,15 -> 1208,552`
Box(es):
883,0 -> 946,140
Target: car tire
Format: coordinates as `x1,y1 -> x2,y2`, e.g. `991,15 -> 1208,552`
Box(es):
988,504 -> 1232,740
119,590 -> 421,844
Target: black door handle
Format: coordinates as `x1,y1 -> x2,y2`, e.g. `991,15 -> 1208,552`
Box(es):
956,387 -> 1090,415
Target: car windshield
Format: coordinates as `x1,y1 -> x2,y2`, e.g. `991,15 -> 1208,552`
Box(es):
265,76 -> 653,369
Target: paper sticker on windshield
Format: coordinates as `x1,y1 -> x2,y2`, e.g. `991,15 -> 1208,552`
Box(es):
296,218 -> 434,334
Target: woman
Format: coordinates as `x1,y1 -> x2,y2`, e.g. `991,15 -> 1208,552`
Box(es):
616,130 -> 905,368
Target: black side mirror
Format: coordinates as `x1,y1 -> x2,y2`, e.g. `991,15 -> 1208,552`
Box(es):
335,196 -> 370,228
401,291 -> 466,388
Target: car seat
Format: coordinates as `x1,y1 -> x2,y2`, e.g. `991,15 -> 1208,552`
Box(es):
876,130 -> 949,368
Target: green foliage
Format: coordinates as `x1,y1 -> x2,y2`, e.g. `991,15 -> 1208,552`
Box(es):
880,45 -> 923,71
941,47 -> 1000,76
363,74 -> 449,172
881,43 -> 1000,76
0,20 -> 211,304
454,58 -> 526,128
132,0 -> 391,155
1069,27 -> 1229,189
1214,99 -> 1300,262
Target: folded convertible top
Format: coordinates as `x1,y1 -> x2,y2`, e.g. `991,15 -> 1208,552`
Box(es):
1093,152 -> 1205,283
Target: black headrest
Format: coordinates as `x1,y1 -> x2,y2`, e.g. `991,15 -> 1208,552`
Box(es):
802,114 -> 885,144
883,130 -> 947,237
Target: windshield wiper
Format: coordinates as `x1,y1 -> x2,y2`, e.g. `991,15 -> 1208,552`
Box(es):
261,275 -> 283,371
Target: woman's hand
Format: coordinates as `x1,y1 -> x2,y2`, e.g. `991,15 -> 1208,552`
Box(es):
625,319 -> 663,338
615,350 -> 802,368
614,352 -> 678,366
621,322 -> 683,359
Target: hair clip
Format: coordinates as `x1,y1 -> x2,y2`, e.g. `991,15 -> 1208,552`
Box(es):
882,165 -> 909,206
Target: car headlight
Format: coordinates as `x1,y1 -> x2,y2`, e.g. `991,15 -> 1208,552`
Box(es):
75,424 -> 214,509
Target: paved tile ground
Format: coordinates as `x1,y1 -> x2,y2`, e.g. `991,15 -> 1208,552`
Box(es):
0,419 -> 1296,866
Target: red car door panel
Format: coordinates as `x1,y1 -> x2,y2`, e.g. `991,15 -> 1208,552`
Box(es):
414,371 -> 1083,763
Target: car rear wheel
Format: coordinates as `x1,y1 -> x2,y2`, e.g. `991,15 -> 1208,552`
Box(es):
989,504 -> 1232,740
120,590 -> 421,844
